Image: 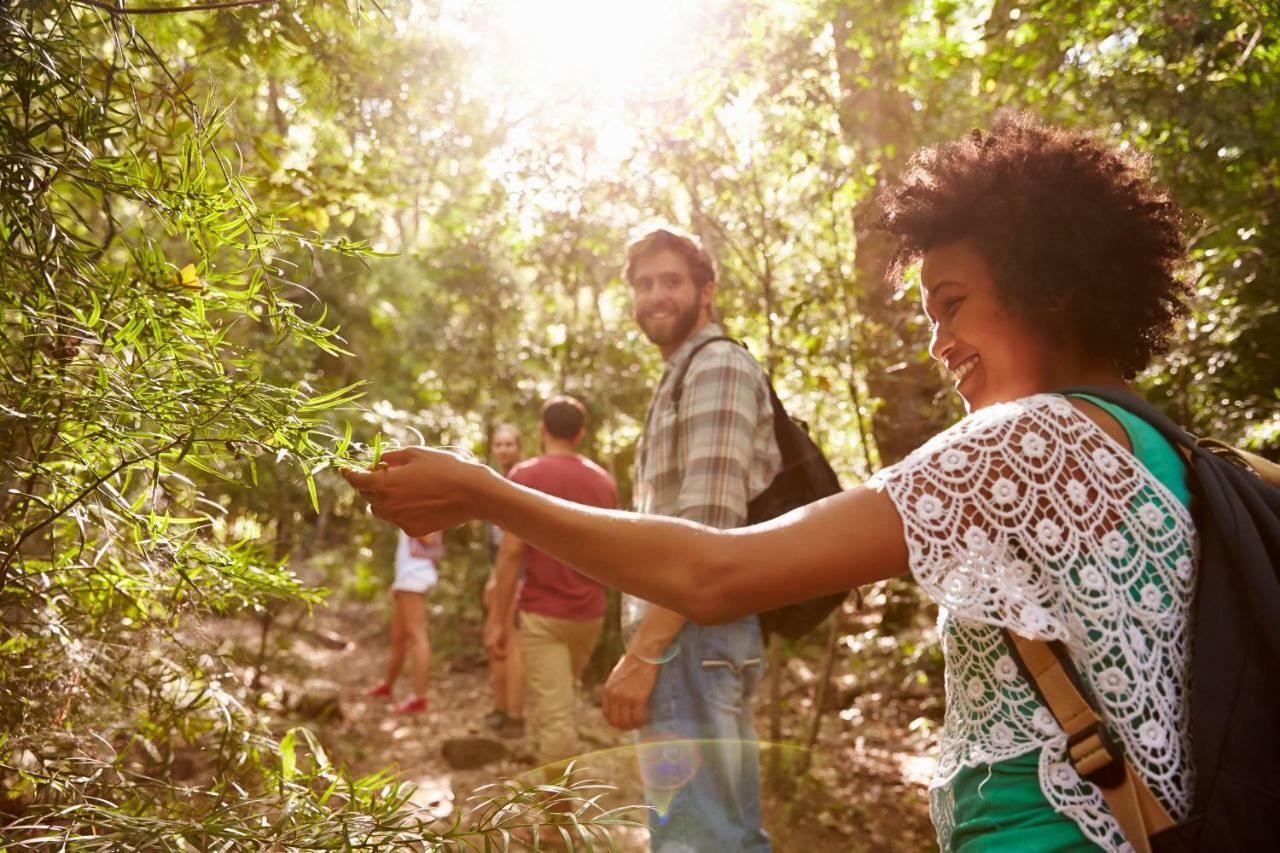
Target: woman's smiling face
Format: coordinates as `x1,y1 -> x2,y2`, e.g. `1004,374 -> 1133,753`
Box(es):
921,240 -> 1063,414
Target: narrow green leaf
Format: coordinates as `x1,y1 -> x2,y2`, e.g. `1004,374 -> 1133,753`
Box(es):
336,421 -> 353,458
279,729 -> 297,783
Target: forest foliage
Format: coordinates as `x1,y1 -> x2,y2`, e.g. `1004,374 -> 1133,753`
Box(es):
1,0 -> 1277,848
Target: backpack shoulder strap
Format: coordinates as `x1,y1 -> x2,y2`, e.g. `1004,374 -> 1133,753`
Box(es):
1058,385 -> 1280,486
669,336 -> 801,460
1057,386 -> 1195,450
1003,629 -> 1173,852
670,335 -> 743,408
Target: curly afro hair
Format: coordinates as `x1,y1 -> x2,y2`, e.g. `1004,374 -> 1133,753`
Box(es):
877,112 -> 1190,378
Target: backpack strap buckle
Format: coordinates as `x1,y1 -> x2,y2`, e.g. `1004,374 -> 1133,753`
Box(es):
1068,720 -> 1126,788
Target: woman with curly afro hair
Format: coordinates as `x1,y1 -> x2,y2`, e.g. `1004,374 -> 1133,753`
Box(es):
346,114 -> 1195,853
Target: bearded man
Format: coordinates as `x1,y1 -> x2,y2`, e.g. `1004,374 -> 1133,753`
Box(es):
603,225 -> 779,852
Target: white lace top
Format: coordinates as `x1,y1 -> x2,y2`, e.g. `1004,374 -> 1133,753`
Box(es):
867,394 -> 1196,852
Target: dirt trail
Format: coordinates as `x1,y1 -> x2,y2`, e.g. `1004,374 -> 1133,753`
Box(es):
281,603 -> 650,849
262,603 -> 935,851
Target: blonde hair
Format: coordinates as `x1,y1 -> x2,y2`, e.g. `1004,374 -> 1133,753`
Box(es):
490,423 -> 522,449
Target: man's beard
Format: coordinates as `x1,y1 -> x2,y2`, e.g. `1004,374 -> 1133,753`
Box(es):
638,298 -> 702,349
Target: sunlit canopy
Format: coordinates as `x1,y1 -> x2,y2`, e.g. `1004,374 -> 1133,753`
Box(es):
463,0 -> 710,109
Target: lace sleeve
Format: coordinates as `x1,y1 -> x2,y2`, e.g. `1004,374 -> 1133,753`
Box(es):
869,394 -> 1198,848
866,394 -> 1195,643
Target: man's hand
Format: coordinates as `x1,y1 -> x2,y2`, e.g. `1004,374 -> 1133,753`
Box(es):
483,617 -> 507,661
602,653 -> 660,731
342,447 -> 484,535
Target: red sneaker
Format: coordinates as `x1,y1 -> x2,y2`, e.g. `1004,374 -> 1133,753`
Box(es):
393,696 -> 428,715
366,682 -> 392,699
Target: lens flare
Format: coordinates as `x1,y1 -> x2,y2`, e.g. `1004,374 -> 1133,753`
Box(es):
635,732 -> 701,817
635,641 -> 682,665
509,739 -> 814,827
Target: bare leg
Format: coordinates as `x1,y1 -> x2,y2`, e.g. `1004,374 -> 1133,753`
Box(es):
489,651 -> 509,712
398,590 -> 430,700
485,580 -> 510,712
385,593 -> 408,688
506,609 -> 524,716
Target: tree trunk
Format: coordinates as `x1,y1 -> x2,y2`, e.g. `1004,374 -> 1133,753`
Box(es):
832,1 -> 953,464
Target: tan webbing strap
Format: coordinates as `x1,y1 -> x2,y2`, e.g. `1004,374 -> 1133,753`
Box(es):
1007,632 -> 1174,853
1195,438 -> 1280,486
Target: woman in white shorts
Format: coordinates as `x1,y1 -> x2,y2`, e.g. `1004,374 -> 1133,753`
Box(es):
368,529 -> 441,714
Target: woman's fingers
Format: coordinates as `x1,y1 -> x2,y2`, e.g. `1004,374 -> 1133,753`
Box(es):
341,448 -> 475,535
379,447 -> 421,467
341,466 -> 382,490
339,450 -> 421,497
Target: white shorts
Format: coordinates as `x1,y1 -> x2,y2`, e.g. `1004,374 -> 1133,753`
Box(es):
392,531 -> 439,593
392,560 -> 437,593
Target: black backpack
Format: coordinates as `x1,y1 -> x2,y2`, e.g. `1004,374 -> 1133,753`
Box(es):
672,336 -> 846,641
1054,386 -> 1280,851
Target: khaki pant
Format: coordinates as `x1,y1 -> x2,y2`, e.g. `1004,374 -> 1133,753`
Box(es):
519,611 -> 603,771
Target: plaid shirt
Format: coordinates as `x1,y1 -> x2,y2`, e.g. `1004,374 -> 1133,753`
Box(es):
625,324 -> 781,626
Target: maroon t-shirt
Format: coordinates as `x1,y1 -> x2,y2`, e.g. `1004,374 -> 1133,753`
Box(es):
508,453 -> 617,620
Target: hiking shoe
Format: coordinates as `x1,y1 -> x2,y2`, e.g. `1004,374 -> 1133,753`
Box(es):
366,682 -> 392,699
483,709 -> 507,731
498,715 -> 525,738
393,696 -> 428,715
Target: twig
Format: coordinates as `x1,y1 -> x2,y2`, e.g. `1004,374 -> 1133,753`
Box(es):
799,613 -> 844,777
73,0 -> 277,14
765,637 -> 783,783
1231,23 -> 1264,73
0,421 -> 244,588
251,607 -> 273,689
0,434 -> 187,586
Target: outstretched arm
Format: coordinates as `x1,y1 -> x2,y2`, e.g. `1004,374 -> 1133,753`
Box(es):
344,448 -> 909,625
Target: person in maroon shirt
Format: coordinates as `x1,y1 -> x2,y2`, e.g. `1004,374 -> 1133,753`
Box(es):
484,395 -> 618,772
